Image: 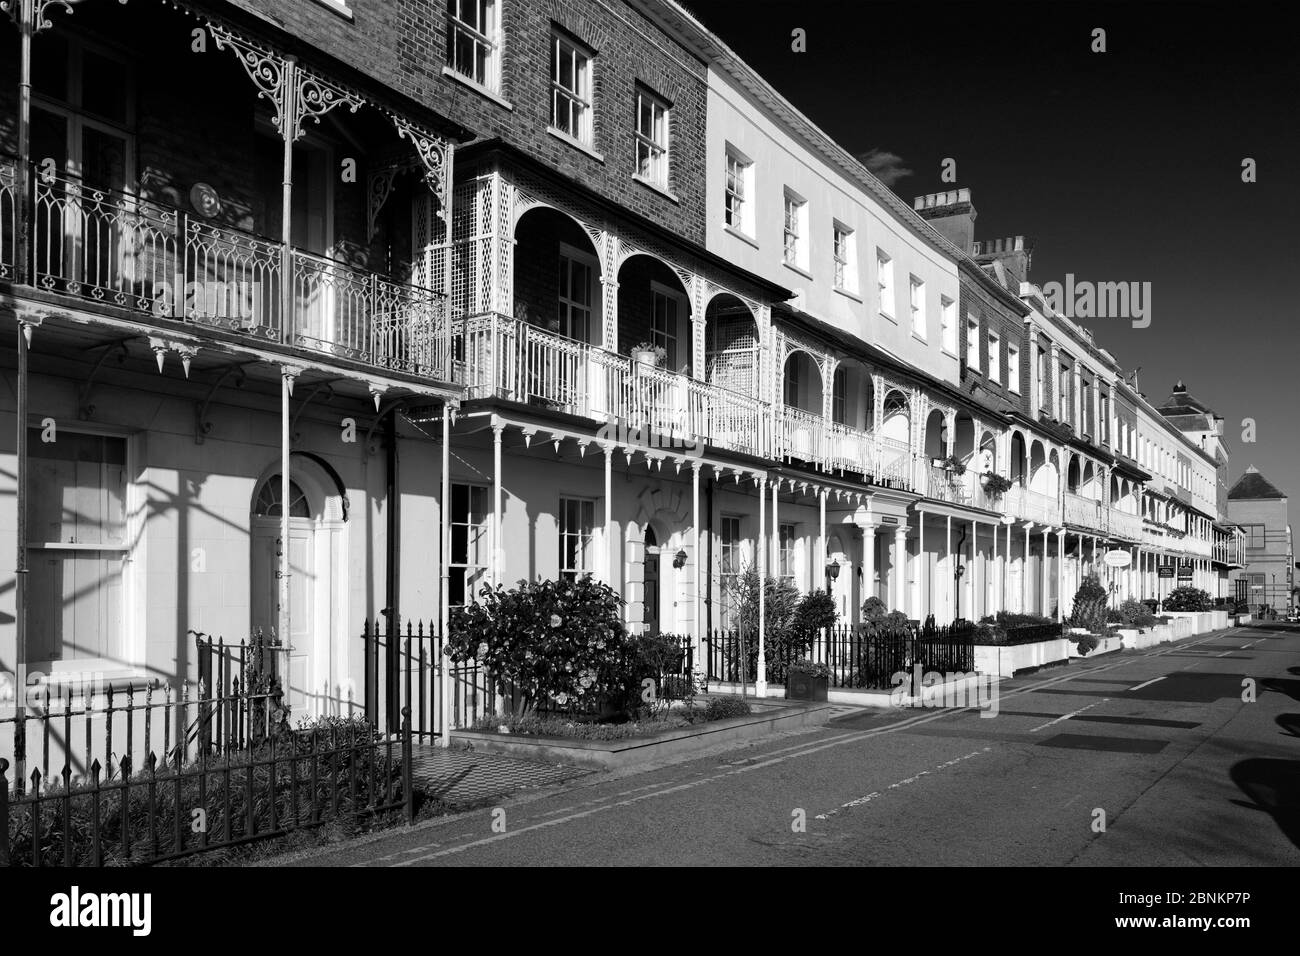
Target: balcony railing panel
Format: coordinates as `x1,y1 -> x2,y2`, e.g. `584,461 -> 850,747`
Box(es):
452,314 -> 770,457
629,360 -> 696,441
701,381 -> 768,459
877,436 -> 912,488
826,420 -> 875,475
925,464 -> 967,504
1005,485 -> 1061,526
182,217 -> 281,338
32,171 -> 180,316
1064,492 -> 1105,532
1,156 -> 15,280
1107,508 -> 1143,541
780,405 -> 825,464
23,167 -> 444,379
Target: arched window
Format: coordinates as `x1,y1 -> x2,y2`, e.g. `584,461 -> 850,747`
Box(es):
254,477 -> 310,518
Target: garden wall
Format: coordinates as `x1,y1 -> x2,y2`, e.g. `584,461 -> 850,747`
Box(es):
973,639 -> 1072,678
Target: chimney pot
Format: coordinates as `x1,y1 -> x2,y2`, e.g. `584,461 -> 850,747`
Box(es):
914,196 -> 925,210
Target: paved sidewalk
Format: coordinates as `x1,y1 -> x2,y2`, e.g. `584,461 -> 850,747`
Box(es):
410,744 -> 590,805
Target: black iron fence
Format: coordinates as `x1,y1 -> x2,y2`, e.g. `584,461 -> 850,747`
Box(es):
2,634 -> 287,798
1,714 -> 411,867
2,632 -> 416,866
362,618 -> 493,740
363,620 -> 700,729
705,621 -> 976,691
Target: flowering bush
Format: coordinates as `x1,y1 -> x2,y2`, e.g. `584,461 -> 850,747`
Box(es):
446,577 -> 638,713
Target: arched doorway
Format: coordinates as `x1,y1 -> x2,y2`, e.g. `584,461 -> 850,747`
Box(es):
250,460 -> 347,718
643,526 -> 661,636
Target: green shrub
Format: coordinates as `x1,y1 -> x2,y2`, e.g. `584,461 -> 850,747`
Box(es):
446,576 -> 638,714
1119,599 -> 1156,628
861,596 -> 888,623
703,696 -> 752,721
1069,574 -> 1109,632
724,567 -> 804,680
1075,633 -> 1100,655
793,589 -> 838,638
988,611 -> 1054,627
1164,586 -> 1213,612
787,658 -> 831,679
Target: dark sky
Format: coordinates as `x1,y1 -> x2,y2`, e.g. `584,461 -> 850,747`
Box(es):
687,0 -> 1300,532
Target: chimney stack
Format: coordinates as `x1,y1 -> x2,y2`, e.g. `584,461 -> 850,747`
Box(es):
972,234 -> 1036,285
913,188 -> 976,254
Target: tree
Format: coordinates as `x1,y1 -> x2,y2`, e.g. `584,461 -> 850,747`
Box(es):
1070,574 -> 1108,632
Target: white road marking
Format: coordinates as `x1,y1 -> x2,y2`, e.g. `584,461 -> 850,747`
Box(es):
1129,676 -> 1166,691
814,748 -> 990,820
1030,698 -> 1110,732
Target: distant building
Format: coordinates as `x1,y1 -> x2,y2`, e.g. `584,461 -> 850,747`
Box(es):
1227,466 -> 1294,614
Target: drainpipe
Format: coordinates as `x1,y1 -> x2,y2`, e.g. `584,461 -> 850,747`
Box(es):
439,404 -> 451,746
385,406 -> 399,729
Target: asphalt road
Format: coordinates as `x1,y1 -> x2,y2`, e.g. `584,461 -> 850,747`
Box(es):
281,622 -> 1300,867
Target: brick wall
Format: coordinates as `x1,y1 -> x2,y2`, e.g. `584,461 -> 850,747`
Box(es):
222,0 -> 708,244
958,270 -> 1031,419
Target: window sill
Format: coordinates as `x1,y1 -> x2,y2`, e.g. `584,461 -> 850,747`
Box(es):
632,173 -> 678,203
547,126 -> 604,163
310,0 -> 354,20
782,259 -> 813,281
833,285 -> 862,303
442,67 -> 513,110
940,346 -> 959,359
723,224 -> 758,249
910,331 -> 929,346
879,310 -> 897,324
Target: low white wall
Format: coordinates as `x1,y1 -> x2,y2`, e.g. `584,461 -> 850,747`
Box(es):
974,639 -> 1072,678
1068,634 -> 1123,658
1163,611 -> 1227,636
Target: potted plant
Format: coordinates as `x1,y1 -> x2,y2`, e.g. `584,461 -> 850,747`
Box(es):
941,454 -> 966,476
785,658 -> 830,701
983,472 -> 1013,497
632,341 -> 666,367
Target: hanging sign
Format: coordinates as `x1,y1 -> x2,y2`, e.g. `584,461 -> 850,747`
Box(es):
1103,549 -> 1132,568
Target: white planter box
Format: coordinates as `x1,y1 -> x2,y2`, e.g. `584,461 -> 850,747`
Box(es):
974,638 -> 1072,678
1068,634 -> 1123,658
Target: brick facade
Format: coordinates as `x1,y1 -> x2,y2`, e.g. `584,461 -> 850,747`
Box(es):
958,268 -> 1031,419
224,0 -> 708,244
